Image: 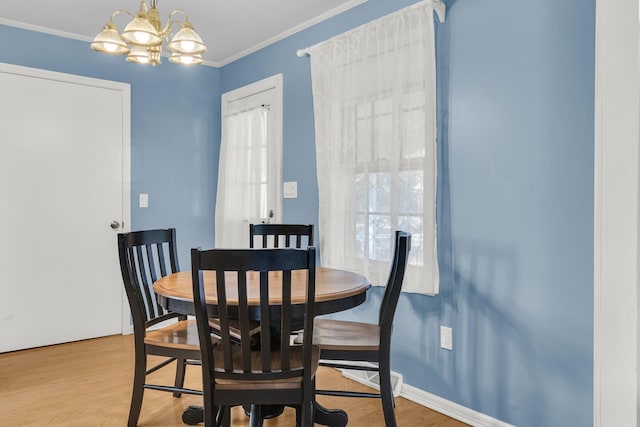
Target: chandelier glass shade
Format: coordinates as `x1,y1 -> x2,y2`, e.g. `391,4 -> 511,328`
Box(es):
91,0 -> 206,66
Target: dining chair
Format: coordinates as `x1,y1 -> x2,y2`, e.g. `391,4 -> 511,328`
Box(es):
118,228 -> 202,427
249,223 -> 314,248
191,246 -> 320,427
313,231 -> 411,427
249,223 -> 315,345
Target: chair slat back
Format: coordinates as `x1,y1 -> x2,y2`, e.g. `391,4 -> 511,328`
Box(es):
378,231 -> 411,332
118,229 -> 180,326
192,247 -> 316,384
249,224 -> 314,249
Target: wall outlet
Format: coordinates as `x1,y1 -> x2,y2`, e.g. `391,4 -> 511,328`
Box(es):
440,326 -> 453,351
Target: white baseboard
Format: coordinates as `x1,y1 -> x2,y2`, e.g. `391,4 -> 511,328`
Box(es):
402,383 -> 515,427
340,367 -> 514,427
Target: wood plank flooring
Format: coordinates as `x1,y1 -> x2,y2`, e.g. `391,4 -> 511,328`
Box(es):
0,335 -> 468,426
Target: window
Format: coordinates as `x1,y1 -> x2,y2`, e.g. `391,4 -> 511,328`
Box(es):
354,92 -> 426,270
310,2 -> 438,294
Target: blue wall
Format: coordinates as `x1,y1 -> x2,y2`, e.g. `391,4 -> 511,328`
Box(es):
220,0 -> 595,425
0,0 -> 595,423
0,24 -> 220,264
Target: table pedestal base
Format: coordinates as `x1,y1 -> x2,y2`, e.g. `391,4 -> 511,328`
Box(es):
313,401 -> 348,427
181,405 -> 204,425
180,401 -> 347,427
243,404 -> 285,419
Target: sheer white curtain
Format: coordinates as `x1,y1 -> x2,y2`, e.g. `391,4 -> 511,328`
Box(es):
310,1 -> 439,294
215,107 -> 268,248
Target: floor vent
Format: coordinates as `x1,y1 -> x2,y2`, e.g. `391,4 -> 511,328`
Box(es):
337,362 -> 404,397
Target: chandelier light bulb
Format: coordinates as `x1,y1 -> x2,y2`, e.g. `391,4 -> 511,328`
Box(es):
131,31 -> 151,44
126,46 -> 151,64
179,40 -> 195,52
169,52 -> 203,65
168,22 -> 206,55
121,13 -> 161,46
103,43 -> 120,53
90,22 -> 130,55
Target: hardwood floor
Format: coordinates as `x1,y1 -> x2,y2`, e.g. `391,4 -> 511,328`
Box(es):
0,335 -> 468,426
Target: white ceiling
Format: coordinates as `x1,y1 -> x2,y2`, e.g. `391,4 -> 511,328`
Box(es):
0,0 -> 367,67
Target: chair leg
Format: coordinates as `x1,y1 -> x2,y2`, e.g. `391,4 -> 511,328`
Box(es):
294,404 -> 301,427
173,357 -> 187,398
221,406 -> 231,427
249,404 -> 264,427
215,405 -> 230,427
127,351 -> 146,427
202,384 -> 216,427
300,400 -> 314,427
378,359 -> 397,427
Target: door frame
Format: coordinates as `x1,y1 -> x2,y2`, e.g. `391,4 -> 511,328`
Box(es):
0,62 -> 131,335
593,0 -> 639,425
220,74 -> 284,223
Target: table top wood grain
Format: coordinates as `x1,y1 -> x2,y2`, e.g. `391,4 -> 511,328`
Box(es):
153,267 -> 371,307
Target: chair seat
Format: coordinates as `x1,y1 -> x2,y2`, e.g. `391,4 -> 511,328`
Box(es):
208,318 -> 261,343
213,344 -> 321,389
313,318 -> 380,351
144,319 -> 200,350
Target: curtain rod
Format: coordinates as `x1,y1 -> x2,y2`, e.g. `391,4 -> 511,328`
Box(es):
224,103 -> 270,118
296,0 -> 446,57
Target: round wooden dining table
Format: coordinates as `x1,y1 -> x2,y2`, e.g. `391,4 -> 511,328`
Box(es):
153,267 -> 371,427
154,268 -> 371,325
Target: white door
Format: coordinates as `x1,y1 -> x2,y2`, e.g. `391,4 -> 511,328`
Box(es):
215,74 -> 283,247
0,64 -> 130,352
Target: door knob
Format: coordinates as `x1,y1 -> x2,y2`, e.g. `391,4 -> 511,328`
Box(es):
110,220 -> 121,230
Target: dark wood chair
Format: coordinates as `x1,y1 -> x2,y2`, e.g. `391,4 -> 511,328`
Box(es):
191,247 -> 320,427
313,231 -> 411,427
118,228 -> 202,427
249,223 -> 314,248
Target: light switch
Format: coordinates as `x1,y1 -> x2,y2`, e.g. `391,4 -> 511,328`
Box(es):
139,193 -> 149,208
440,326 -> 452,351
283,181 -> 298,199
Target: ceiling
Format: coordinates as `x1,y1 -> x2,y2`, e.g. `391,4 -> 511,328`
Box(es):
0,0 -> 367,67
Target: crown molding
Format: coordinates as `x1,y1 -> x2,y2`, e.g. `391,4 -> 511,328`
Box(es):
216,0 -> 368,66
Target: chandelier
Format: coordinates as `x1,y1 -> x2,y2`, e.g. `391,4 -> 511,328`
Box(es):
91,0 -> 207,66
